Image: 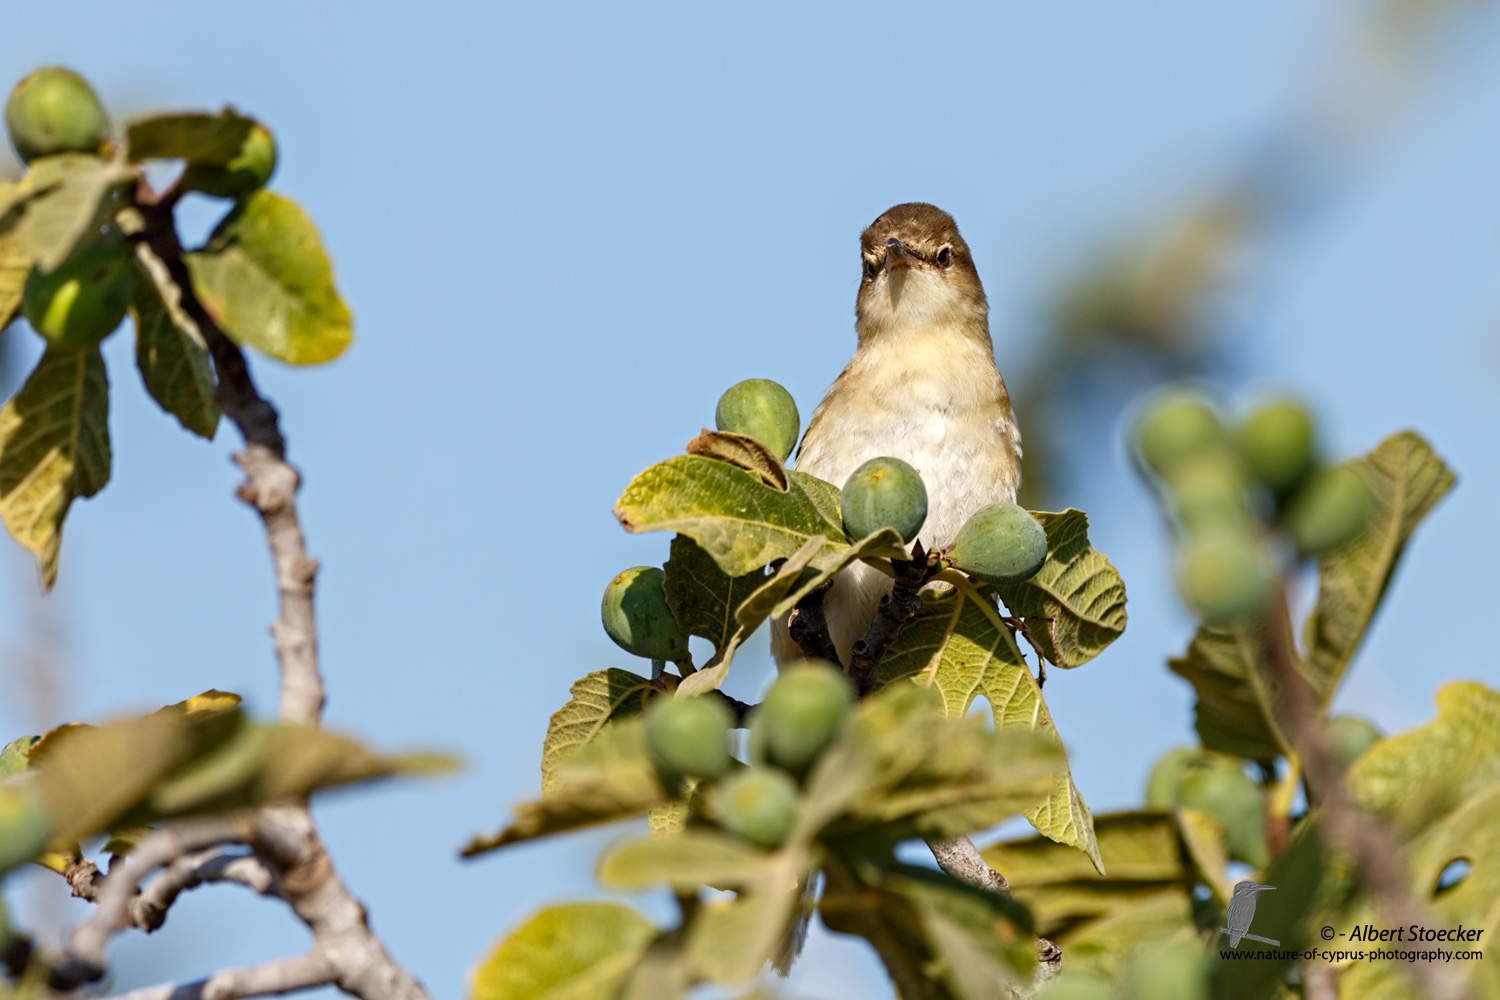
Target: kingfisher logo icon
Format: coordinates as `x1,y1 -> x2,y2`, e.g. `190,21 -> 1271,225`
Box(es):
1222,881 -> 1280,947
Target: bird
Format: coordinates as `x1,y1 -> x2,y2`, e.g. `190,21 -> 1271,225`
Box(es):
770,202 -> 1021,669
1226,880 -> 1277,947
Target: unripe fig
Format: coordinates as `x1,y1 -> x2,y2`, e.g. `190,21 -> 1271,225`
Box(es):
1285,466 -> 1375,557
643,694 -> 732,782
600,566 -> 689,662
1144,746 -> 1205,809
182,123 -> 278,198
1168,450 -> 1250,533
0,785 -> 48,873
5,67 -> 108,163
22,242 -> 134,349
1133,389 -> 1225,478
1129,939 -> 1209,1000
714,768 -> 799,848
1174,526 -> 1273,623
1328,715 -> 1381,771
0,736 -> 38,778
715,378 -> 800,462
757,662 -> 854,775
1237,398 -> 1316,497
841,457 -> 928,543
947,502 -> 1048,584
1178,765 -> 1267,867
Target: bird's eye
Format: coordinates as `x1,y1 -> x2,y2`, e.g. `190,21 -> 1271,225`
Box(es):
863,258 -> 878,280
936,246 -> 953,268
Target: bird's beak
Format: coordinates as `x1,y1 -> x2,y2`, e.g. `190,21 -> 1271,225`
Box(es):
884,237 -> 919,269
1256,886 -> 1277,892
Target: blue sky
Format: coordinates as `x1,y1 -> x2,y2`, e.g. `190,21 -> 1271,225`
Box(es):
3,2 -> 1499,997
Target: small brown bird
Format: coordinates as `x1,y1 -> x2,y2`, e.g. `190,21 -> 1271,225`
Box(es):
772,203 -> 1022,668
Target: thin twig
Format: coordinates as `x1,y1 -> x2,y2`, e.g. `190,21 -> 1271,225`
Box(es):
849,542 -> 940,694
101,951 -> 336,1000
1261,592 -> 1469,1000
132,850 -> 280,932
786,580 -> 841,667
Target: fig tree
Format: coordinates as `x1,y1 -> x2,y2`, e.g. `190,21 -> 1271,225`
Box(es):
1328,715 -> 1381,770
841,457 -> 928,543
5,67 -> 108,163
1144,746 -> 1205,809
715,378 -> 800,461
1285,466 -> 1375,556
1178,765 -> 1267,867
600,566 -> 689,662
643,694 -> 732,782
22,242 -> 134,349
1133,388 -> 1224,478
714,767 -> 799,848
947,502 -> 1048,584
757,662 -> 854,775
1238,398 -> 1316,497
182,123 -> 278,198
1173,526 -> 1273,623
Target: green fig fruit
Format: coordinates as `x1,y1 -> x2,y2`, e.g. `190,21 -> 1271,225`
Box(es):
715,378 -> 800,462
714,768 -> 799,848
22,241 -> 134,349
1178,765 -> 1267,868
643,694 -> 732,782
1168,450 -> 1251,533
1134,388 -> 1225,478
601,566 -> 689,662
5,67 -> 108,163
1129,939 -> 1209,1000
1238,398 -> 1316,498
1144,746 -> 1206,809
757,662 -> 854,776
1174,526 -> 1273,623
181,123 -> 278,199
1285,466 -> 1375,557
1328,715 -> 1381,770
0,736 -> 39,778
841,457 -> 928,544
0,785 -> 48,874
947,502 -> 1048,584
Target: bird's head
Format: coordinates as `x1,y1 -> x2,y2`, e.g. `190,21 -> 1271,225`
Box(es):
854,203 -> 988,343
1232,880 -> 1276,899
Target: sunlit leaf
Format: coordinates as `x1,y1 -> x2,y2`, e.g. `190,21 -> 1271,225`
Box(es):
470,902 -> 656,1000
132,246 -> 218,438
124,110 -> 257,164
1167,624 -> 1290,761
539,669 -> 654,793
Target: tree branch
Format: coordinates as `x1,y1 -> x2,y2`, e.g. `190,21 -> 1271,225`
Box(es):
786,580 -> 842,667
102,951 -> 336,1000
849,542 -> 940,695
132,849 -> 280,933
1261,593 -> 1469,1000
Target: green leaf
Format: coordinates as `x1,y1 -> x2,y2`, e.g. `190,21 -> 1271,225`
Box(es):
470,902 -> 656,1000
0,783 -> 49,875
0,347 -> 110,591
686,869 -> 805,986
1052,892 -> 1198,984
124,110 -> 257,165
598,830 -> 772,891
0,181 -> 32,329
0,153 -> 136,272
878,586 -> 1103,872
1167,625 -> 1289,761
769,527 -> 907,619
614,455 -> 848,578
991,509 -> 1127,669
0,736 -> 39,777
539,669 -> 655,793
132,247 -> 219,438
792,470 -> 843,528
184,190 -> 352,365
663,535 -> 763,656
1346,681 -> 1500,840
1303,432 -> 1454,701
463,719 -> 665,856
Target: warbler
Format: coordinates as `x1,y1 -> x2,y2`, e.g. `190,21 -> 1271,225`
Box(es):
771,203 -> 1021,667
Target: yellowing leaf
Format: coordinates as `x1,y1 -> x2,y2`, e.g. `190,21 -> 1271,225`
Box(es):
992,509 -> 1127,669
185,190 -> 352,365
470,902 -> 656,1000
125,110 -> 257,164
1304,431 -> 1454,701
597,831 -> 772,891
0,348 -> 110,590
539,669 -> 654,793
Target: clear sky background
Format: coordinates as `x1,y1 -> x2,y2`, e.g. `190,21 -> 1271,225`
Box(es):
2,3 -> 1499,998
